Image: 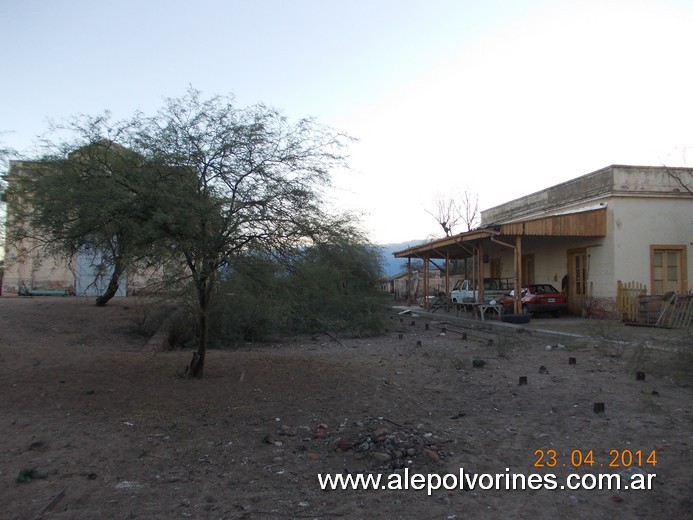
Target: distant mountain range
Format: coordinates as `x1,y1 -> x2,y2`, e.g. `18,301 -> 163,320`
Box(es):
377,240 -> 427,277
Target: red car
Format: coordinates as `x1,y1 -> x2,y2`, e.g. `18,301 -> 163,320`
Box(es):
500,284 -> 567,317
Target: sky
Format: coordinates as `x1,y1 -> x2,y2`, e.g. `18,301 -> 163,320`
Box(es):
2,0 -> 692,244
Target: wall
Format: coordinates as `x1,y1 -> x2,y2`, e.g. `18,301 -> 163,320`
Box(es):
480,236 -> 605,289
2,233 -> 76,295
481,165 -> 616,224
610,196 -> 692,293
482,165 -> 692,225
2,160 -> 167,298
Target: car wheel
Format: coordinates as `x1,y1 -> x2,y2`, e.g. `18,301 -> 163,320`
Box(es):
521,305 -> 531,315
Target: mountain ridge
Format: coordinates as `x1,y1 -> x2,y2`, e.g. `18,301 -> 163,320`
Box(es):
377,239 -> 427,277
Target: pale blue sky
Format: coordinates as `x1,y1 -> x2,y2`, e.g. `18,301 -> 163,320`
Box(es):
2,0 -> 692,243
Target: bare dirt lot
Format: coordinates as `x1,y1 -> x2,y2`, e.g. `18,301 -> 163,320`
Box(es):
1,297 -> 691,519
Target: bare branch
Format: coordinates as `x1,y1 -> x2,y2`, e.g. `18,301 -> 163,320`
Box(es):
426,189 -> 479,237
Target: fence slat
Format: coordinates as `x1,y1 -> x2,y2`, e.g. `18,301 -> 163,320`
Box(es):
617,280 -> 647,322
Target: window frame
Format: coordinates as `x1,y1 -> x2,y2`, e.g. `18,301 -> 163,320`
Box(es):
650,244 -> 687,294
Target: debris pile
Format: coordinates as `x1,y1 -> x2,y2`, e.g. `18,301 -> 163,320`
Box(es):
267,417 -> 451,472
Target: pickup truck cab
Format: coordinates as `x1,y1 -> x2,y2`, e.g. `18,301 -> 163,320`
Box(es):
450,278 -> 508,308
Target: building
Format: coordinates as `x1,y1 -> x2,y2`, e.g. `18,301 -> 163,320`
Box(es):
394,165 -> 692,318
2,160 -> 130,297
381,269 -> 446,303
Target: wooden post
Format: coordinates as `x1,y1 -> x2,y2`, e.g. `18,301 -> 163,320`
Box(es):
445,252 -> 450,296
478,242 -> 485,302
471,248 -> 476,296
514,236 -> 522,315
407,257 -> 412,306
423,256 -> 429,309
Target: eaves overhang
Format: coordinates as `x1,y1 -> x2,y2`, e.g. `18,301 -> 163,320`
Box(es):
394,205 -> 607,260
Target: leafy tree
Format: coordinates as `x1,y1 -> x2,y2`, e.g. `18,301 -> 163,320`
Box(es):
129,89 -> 354,377
14,89 -> 364,377
202,237 -> 387,348
283,234 -> 387,338
207,253 -> 288,346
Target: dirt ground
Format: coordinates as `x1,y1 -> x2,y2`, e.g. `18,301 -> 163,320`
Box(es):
0,297 -> 691,519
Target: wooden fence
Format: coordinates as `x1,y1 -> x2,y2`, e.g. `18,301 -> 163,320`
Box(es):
662,293 -> 693,329
618,280 -> 692,328
616,280 -> 647,322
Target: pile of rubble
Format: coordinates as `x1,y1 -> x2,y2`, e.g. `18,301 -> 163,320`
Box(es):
266,417 -> 451,471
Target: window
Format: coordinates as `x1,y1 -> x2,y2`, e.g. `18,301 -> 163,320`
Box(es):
574,253 -> 586,295
650,245 -> 687,294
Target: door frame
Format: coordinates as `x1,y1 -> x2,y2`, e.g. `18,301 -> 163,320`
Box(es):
567,248 -> 587,316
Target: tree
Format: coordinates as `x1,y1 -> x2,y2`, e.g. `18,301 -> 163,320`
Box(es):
425,189 -> 479,278
426,193 -> 459,237
426,189 -> 479,237
16,89 -> 358,377
128,89 -> 354,377
205,236 -> 387,347
459,189 -> 480,232
283,233 -> 386,338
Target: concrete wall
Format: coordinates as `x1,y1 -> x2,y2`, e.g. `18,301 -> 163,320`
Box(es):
2,243 -> 75,295
481,165 -> 692,225
610,196 -> 693,293
611,166 -> 691,197
481,165 -> 616,224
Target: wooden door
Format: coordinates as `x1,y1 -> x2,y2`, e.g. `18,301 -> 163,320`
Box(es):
490,258 -> 502,279
521,255 -> 535,287
567,249 -> 587,315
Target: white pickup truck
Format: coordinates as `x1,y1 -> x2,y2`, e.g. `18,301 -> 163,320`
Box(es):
450,278 -> 509,308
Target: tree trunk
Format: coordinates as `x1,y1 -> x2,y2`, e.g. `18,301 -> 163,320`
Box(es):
188,312 -> 207,378
95,257 -> 124,307
188,283 -> 210,378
